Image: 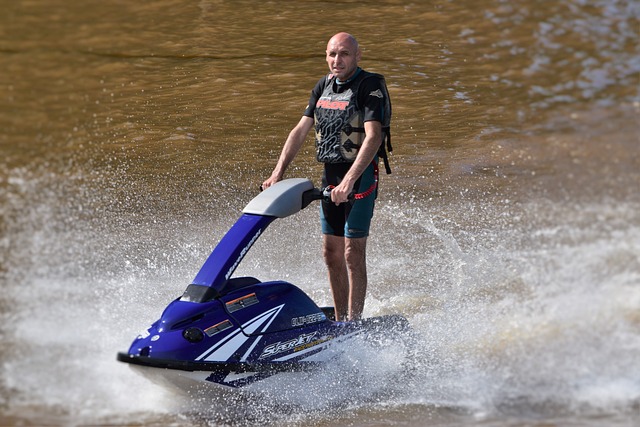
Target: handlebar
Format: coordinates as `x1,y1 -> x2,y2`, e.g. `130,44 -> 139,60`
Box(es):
259,182 -> 354,211
301,186 -> 354,209
322,186 -> 355,203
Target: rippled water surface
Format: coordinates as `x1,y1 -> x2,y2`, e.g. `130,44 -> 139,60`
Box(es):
1,0 -> 639,426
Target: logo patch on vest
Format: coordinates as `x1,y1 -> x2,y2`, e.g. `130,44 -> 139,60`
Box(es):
369,89 -> 383,98
316,99 -> 349,110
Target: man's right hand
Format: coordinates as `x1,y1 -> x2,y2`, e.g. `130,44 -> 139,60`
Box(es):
261,175 -> 280,191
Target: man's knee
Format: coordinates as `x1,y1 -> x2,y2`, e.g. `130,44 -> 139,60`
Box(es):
344,237 -> 367,268
323,235 -> 345,267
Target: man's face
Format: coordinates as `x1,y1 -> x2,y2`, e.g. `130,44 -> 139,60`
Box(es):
326,36 -> 361,81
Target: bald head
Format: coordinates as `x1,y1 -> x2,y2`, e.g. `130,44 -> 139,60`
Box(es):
325,32 -> 362,81
327,32 -> 359,53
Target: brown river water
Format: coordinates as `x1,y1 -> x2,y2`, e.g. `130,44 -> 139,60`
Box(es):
1,1 -> 639,426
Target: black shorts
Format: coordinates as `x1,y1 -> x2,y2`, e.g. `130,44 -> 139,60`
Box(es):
320,162 -> 377,238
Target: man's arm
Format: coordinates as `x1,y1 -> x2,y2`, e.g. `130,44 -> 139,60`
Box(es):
262,116 -> 315,189
330,120 -> 382,204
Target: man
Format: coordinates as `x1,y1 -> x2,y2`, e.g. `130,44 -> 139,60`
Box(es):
262,32 -> 389,322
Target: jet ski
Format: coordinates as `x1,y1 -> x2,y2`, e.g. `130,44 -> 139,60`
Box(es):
117,178 -> 409,389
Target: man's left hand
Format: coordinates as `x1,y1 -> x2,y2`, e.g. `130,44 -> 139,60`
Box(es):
330,181 -> 354,205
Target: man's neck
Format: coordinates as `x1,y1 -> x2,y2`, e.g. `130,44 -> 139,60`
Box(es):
336,67 -> 362,85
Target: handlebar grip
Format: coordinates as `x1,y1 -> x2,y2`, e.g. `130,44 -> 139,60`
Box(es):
321,186 -> 355,204
322,186 -> 334,202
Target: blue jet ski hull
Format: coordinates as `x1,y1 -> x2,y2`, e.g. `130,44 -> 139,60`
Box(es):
117,179 -> 409,389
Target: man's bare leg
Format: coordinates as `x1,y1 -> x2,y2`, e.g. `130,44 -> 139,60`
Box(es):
345,236 -> 367,321
323,235 -> 349,321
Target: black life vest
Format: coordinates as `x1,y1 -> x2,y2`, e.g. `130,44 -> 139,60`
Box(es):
313,70 -> 393,173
